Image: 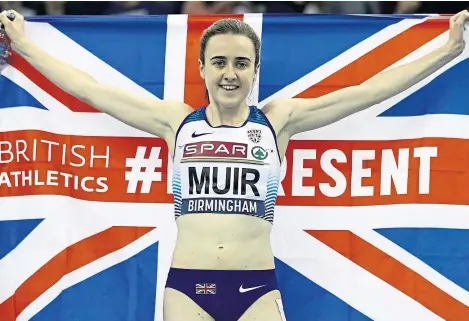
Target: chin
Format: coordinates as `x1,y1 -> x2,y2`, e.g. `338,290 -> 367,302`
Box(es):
216,96 -> 245,109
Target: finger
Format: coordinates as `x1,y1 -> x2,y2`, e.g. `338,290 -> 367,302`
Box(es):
450,13 -> 461,28
451,11 -> 462,20
7,9 -> 23,22
0,11 -> 13,27
455,12 -> 468,26
452,13 -> 469,32
455,9 -> 468,17
450,10 -> 466,24
451,11 -> 467,28
462,11 -> 469,23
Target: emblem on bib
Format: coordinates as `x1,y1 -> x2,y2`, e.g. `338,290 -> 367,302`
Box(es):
251,146 -> 268,160
247,129 -> 262,143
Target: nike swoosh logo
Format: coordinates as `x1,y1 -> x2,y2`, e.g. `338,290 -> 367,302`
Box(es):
192,132 -> 213,138
239,284 -> 266,293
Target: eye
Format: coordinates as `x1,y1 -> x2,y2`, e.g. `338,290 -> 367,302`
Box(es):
213,60 -> 226,68
236,61 -> 249,69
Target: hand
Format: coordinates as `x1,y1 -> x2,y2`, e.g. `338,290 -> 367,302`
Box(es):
446,10 -> 469,55
0,10 -> 26,49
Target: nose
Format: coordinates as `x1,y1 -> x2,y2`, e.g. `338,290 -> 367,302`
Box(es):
224,64 -> 236,82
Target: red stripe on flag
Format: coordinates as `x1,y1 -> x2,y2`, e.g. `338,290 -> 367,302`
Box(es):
307,230 -> 469,321
184,15 -> 244,109
295,19 -> 449,98
9,53 -> 99,112
0,226 -> 155,320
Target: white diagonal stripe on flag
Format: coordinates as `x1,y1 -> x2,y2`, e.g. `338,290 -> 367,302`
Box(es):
0,215 -> 112,303
272,230 -> 444,321
352,229 -> 469,306
350,31 -> 468,121
17,228 -> 160,321
24,21 -> 158,100
0,196 -> 171,304
1,65 -> 71,113
258,18 -> 426,107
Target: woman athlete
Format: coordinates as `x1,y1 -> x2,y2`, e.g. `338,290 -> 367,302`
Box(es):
1,9 -> 468,321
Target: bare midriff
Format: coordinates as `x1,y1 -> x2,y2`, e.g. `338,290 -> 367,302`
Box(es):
171,214 -> 275,270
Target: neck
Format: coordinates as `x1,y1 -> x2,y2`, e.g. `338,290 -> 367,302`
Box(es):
206,102 -> 250,127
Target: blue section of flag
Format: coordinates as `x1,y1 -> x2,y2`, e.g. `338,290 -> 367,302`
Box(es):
275,258 -> 372,321
375,228 -> 469,291
379,59 -> 469,116
0,219 -> 43,260
35,16 -> 167,99
0,77 -> 48,110
259,14 -> 402,101
31,242 -> 159,321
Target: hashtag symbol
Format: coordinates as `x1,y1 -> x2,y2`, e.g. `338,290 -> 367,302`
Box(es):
125,147 -> 163,194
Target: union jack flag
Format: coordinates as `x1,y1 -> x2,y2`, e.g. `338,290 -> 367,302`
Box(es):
0,13 -> 468,321
196,283 -> 217,295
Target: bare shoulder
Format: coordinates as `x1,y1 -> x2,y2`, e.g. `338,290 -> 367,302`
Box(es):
159,100 -> 194,143
261,99 -> 295,136
159,101 -> 194,157
163,100 -> 194,130
261,99 -> 296,158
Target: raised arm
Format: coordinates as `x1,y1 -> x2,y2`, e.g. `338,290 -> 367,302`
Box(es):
0,10 -> 193,141
265,10 -> 469,139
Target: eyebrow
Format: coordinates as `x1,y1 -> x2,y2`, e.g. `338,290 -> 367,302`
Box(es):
210,56 -> 251,61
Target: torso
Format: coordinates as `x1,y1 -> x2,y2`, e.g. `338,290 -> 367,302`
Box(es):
169,106 -> 282,270
171,215 -> 275,269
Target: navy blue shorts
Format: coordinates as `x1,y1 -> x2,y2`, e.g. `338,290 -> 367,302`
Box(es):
165,268 -> 279,321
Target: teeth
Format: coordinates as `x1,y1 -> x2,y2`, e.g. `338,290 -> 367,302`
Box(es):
221,85 -> 237,91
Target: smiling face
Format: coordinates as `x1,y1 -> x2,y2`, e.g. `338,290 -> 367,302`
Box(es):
199,34 -> 258,109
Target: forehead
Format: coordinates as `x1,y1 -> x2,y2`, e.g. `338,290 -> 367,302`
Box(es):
205,34 -> 255,60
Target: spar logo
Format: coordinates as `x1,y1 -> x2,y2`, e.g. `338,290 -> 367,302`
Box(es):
251,146 -> 268,160
183,141 -> 248,158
